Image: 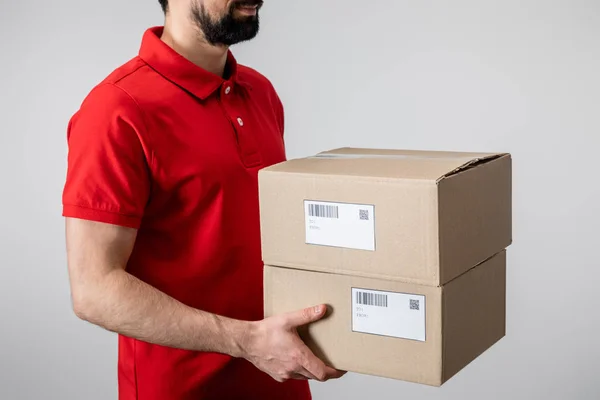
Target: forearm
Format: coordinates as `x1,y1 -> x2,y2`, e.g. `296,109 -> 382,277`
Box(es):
74,268 -> 251,356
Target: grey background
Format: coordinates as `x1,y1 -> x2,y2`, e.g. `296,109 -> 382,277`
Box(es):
1,0 -> 599,399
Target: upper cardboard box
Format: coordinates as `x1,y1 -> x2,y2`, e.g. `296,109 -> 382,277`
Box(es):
259,147 -> 512,286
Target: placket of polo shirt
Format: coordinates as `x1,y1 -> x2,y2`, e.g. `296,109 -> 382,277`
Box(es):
219,81 -> 262,168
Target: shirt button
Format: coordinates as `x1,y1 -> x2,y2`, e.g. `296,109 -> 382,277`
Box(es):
237,117 -> 244,126
225,86 -> 231,95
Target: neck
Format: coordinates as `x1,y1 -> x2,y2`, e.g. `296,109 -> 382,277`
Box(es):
160,16 -> 228,77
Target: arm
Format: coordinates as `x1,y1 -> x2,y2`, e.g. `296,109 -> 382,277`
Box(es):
65,217 -> 247,356
66,217 -> 344,382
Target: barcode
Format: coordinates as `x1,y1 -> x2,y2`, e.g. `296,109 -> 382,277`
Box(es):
410,299 -> 420,310
359,209 -> 369,220
308,203 -> 339,219
356,291 -> 388,307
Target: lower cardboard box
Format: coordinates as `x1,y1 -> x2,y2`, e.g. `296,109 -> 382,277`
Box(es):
263,250 -> 506,386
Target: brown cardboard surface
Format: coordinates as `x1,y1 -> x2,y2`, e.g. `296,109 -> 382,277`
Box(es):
442,250 -> 506,382
265,147 -> 503,181
263,250 -> 506,386
259,147 -> 511,286
438,154 -> 512,283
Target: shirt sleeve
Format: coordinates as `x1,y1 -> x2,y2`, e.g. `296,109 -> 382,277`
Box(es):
61,83 -> 152,229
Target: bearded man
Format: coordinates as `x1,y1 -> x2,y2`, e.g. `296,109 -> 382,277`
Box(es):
61,1 -> 344,399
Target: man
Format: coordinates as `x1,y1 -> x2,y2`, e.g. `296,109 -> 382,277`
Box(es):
61,1 -> 344,399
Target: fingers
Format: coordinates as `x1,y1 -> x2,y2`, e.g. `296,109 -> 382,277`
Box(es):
300,349 -> 341,382
284,304 -> 327,328
330,368 -> 347,379
272,366 -> 316,382
286,368 -> 316,380
296,366 -> 318,380
290,373 -> 309,380
270,348 -> 345,383
285,368 -> 345,382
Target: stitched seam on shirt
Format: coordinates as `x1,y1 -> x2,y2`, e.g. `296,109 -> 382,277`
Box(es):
111,63 -> 146,85
63,203 -> 142,219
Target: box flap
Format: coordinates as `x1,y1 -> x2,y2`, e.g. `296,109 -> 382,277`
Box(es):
264,147 -> 506,181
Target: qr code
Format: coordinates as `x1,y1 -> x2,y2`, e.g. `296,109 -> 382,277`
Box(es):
410,299 -> 420,310
359,209 -> 369,220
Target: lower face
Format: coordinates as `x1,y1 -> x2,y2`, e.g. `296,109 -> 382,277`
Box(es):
192,0 -> 263,46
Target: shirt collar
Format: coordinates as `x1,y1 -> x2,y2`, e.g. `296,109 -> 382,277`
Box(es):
138,26 -> 246,100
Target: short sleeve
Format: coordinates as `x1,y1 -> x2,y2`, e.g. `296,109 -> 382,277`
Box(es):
62,83 -> 152,229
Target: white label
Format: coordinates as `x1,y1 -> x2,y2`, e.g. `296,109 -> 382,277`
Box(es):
352,288 -> 426,341
304,201 -> 375,251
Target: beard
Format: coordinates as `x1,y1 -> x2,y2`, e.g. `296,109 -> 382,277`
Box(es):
191,0 -> 263,46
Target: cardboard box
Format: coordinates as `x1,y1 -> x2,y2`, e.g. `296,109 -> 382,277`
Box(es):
259,147 -> 512,286
263,250 -> 507,386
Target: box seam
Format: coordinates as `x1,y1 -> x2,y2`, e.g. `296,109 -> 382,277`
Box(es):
264,248 -> 506,288
262,261 -> 441,287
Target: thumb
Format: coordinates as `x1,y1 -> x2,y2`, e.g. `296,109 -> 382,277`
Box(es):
285,304 -> 327,328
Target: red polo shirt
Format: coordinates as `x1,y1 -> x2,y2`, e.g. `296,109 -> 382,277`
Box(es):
62,26 -> 311,400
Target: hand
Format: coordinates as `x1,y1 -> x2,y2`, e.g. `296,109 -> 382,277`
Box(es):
242,304 -> 346,383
